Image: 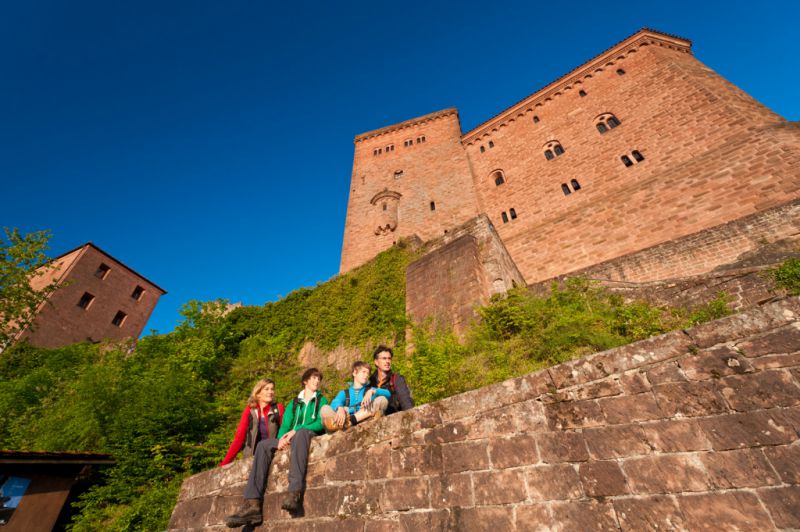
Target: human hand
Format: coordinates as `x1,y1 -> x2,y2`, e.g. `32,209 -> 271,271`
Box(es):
278,431 -> 295,450
361,388 -> 375,409
335,407 -> 347,427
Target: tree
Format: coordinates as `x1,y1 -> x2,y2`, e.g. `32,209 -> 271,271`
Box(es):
0,228 -> 61,351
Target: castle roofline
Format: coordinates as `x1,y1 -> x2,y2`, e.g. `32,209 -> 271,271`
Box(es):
462,28 -> 692,144
354,108 -> 460,143
45,242 -> 168,294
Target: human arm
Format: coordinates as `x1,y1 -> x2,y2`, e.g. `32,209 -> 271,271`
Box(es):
276,401 -> 294,439
329,390 -> 346,412
395,375 -> 414,410
219,408 -> 250,466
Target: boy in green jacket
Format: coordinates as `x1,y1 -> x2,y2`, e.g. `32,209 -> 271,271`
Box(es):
226,368 -> 328,527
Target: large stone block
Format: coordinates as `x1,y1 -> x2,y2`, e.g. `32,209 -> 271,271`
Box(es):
583,425 -> 650,460
699,448 -> 780,488
525,464 -> 583,501
578,461 -> 629,497
757,486 -> 800,528
678,491 -> 773,530
612,495 -> 686,531
622,455 -> 710,494
698,410 -> 796,450
718,369 -> 800,411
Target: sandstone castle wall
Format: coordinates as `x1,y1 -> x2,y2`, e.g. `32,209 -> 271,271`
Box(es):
339,29 -> 800,285
169,297 -> 800,531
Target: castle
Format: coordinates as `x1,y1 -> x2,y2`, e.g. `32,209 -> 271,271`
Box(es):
340,29 -> 800,286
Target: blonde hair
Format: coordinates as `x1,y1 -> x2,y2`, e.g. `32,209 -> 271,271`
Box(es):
246,379 -> 275,408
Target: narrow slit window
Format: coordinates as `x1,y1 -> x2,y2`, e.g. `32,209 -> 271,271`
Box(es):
554,144 -> 565,156
77,292 -> 95,309
131,285 -> 145,301
430,201 -> 436,211
382,203 -> 387,211
632,150 -> 645,162
596,122 -> 608,134
112,311 -> 127,327
621,155 -> 634,167
95,264 -> 111,279
561,184 -> 571,195
488,141 -> 494,148
509,208 -> 517,220
544,150 -> 555,161
501,212 -> 509,223
480,146 -> 485,153
571,179 -> 581,191
608,116 -> 620,128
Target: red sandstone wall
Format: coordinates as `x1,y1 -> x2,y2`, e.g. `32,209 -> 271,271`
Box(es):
21,245 -> 165,347
339,110 -> 479,273
169,297 -> 800,531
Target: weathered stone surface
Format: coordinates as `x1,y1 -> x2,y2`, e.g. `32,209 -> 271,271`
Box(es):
571,379 -> 623,400
379,477 -> 430,511
488,434 -> 538,469
751,351 -> 800,370
763,444 -> 800,483
449,506 -> 514,532
544,398 -> 606,429
473,469 -> 527,505
526,464 -> 582,501
391,444 -> 442,477
678,491 -> 773,530
641,419 -> 710,452
366,441 -> 392,480
327,450 -> 367,481
619,370 -> 651,393
597,392 -> 663,424
623,455 -> 710,494
442,440 -> 490,473
549,500 -> 619,531
584,425 -> 650,460
578,461 -> 629,497
699,411 -> 796,450
718,369 -> 800,411
430,473 -> 472,509
652,381 -> 727,417
513,504 -> 552,530
699,448 -> 780,488
537,431 -> 589,463
645,362 -> 686,385
612,495 -> 686,531
757,486 -> 800,528
398,509 -> 451,531
687,298 -> 798,348
168,496 -> 214,529
679,344 -> 754,380
301,486 -> 341,519
736,322 -> 800,357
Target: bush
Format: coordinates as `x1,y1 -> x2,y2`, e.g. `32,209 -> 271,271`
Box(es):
772,257 -> 800,295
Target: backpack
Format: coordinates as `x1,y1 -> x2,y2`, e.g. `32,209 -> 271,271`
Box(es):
343,386 -> 372,409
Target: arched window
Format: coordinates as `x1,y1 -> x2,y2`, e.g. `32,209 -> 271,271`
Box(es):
571,179 -> 581,191
488,140 -> 495,148
544,141 -> 564,160
492,170 -> 505,186
533,115 -> 540,123
480,146 -> 485,153
632,150 -> 645,162
595,113 -> 621,134
501,212 -> 509,223
621,155 -> 633,167
616,68 -> 626,75
561,184 -> 571,195
509,208 -> 517,219
579,89 -> 587,97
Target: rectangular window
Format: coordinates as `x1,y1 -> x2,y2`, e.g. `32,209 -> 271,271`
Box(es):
131,285 -> 145,301
95,263 -> 111,279
501,212 -> 509,223
112,311 -> 127,327
77,292 -> 95,310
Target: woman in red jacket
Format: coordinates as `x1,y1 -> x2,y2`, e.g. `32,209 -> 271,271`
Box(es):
219,379 -> 285,466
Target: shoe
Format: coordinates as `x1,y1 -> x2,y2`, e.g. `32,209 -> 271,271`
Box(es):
323,416 -> 342,433
225,498 -> 262,528
281,490 -> 303,513
372,409 -> 383,421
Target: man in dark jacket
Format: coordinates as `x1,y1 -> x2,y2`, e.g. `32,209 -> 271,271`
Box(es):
366,345 -> 413,415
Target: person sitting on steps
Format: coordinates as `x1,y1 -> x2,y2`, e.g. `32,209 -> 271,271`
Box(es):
321,360 -> 390,432
219,378 -> 284,467
225,368 -> 328,528
368,345 -> 414,415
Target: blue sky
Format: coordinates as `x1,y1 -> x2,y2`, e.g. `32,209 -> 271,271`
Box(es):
2,0 -> 798,335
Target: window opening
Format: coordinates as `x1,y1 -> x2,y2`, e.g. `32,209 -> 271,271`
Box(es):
561,184 -> 571,195
621,155 -> 634,167
95,264 -> 111,279
595,113 -> 621,134
493,171 -> 505,186
571,179 -> 581,191
112,311 -> 127,327
430,201 -> 436,211
480,146 -> 485,153
131,285 -> 145,301
533,116 -> 540,123
632,150 -> 645,162
509,208 -> 517,219
596,123 -> 608,134
501,212 -> 509,223
554,144 -> 564,156
608,116 -> 620,128
382,203 -> 387,211
616,68 -> 626,75
488,140 -> 494,148
544,150 -> 555,161
579,89 -> 587,97
77,292 -> 95,309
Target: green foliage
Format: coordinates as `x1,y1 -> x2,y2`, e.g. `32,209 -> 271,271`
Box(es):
772,257 -> 800,295
0,228 -> 61,350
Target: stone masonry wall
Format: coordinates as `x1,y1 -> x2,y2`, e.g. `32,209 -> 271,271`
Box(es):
169,297 -> 800,531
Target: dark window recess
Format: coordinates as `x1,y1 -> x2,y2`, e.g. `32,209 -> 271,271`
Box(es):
561,184 -> 572,195
112,311 -> 127,327
596,114 -> 621,134
571,179 -> 581,191
404,139 -> 413,147
430,201 -> 436,211
533,115 -> 540,123
579,89 -> 587,97
131,285 -> 145,301
494,171 -> 505,186
616,68 -> 626,75
77,292 -> 95,309
621,155 -> 634,167
554,144 -> 565,156
95,263 -> 111,279
596,122 -> 608,134
480,146 -> 485,153
382,203 -> 387,211
608,116 -> 620,128
488,140 -> 494,148
416,136 -> 426,144
501,212 -> 509,223
544,149 -> 555,161
509,208 -> 517,219
386,144 -> 394,152
394,170 -> 403,179
632,150 -> 645,162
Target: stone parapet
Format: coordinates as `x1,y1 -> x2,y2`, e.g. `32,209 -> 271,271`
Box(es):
169,297 -> 800,530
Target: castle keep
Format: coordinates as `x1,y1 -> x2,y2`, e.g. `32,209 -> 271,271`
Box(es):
340,29 -> 800,285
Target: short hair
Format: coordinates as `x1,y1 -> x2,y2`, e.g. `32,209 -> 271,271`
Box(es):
352,360 -> 370,373
301,367 -> 322,386
372,345 -> 393,360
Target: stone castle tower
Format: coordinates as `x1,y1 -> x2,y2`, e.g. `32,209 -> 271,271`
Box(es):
340,28 -> 800,284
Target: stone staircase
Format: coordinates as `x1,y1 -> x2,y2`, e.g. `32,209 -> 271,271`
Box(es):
169,297 -> 800,531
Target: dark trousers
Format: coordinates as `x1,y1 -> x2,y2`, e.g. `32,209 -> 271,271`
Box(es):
243,429 -> 315,499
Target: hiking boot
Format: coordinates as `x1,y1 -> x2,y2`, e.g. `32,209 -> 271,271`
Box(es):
281,490 -> 303,513
225,498 -> 262,528
323,416 -> 342,433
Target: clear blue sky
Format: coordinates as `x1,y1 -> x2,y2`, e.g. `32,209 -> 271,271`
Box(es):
2,0 -> 798,335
